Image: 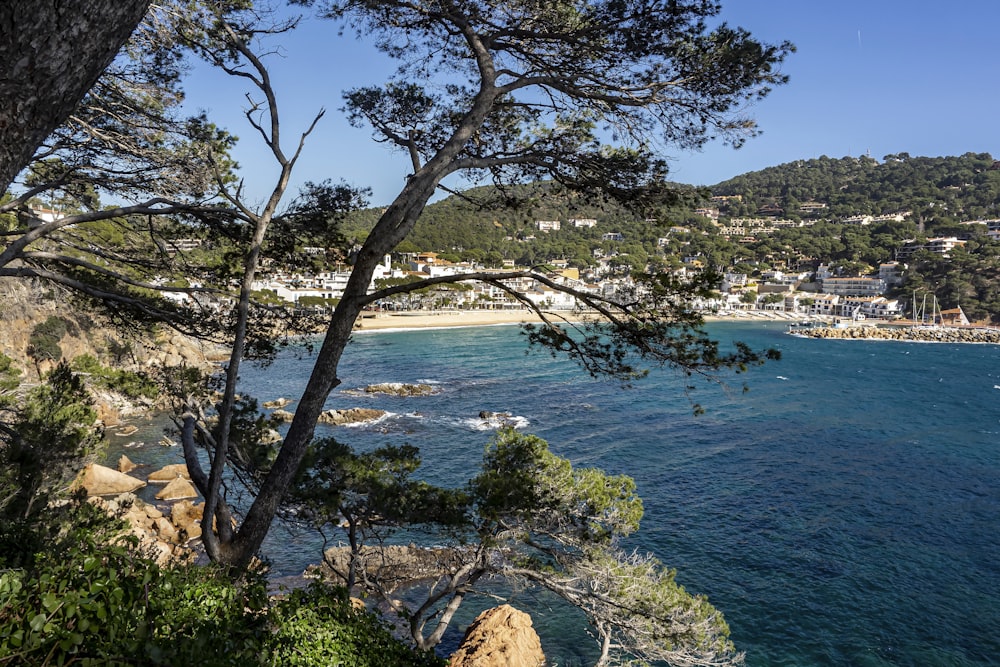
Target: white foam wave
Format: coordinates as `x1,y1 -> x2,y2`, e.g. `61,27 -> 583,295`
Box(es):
460,414 -> 531,431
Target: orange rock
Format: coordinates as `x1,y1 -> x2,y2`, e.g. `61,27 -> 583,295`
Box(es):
449,605 -> 545,667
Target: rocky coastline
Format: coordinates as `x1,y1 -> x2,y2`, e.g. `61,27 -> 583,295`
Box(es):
793,324 -> 1000,344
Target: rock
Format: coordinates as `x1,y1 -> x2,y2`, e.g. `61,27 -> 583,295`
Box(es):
319,545 -> 468,590
317,408 -> 387,426
261,428 -> 283,445
364,382 -> 435,396
155,476 -> 199,501
479,411 -> 513,421
96,402 -> 121,427
154,516 -> 180,543
263,397 -> 291,409
116,424 -> 139,436
170,500 -> 204,541
449,605 -> 545,667
148,463 -> 191,483
117,454 -> 137,473
76,463 -> 146,496
271,409 -> 295,422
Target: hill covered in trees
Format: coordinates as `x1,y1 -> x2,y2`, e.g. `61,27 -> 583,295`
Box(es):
342,153 -> 1000,322
711,152 -> 1000,228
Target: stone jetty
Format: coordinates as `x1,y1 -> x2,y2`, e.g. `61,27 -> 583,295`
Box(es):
795,325 -> 1000,344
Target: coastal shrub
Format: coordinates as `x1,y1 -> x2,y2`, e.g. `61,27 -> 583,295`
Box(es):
0,499 -> 444,666
0,354 -> 19,394
27,315 -> 68,363
70,354 -> 159,401
0,361 -> 101,521
267,584 -> 445,667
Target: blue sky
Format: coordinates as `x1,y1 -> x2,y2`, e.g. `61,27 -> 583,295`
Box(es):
182,1 -> 1000,207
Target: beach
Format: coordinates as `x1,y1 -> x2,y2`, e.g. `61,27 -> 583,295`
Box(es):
354,309 -> 579,331
353,308 -> 822,331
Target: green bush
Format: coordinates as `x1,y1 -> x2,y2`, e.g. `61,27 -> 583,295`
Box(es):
27,316 -> 67,363
70,354 -> 159,401
0,354 -> 19,395
0,502 -> 446,667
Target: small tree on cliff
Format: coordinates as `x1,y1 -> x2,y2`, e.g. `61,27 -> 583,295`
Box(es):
292,429 -> 742,666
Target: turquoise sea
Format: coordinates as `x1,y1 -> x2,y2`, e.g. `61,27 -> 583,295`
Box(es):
112,322 -> 1000,666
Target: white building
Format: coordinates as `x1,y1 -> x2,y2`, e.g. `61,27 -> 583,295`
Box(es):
820,276 -> 887,297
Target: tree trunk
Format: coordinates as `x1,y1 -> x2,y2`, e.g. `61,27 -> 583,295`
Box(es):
0,0 -> 151,192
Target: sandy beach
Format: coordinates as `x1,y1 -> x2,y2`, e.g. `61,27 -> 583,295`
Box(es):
354,309 -> 570,331
352,308 -> 823,331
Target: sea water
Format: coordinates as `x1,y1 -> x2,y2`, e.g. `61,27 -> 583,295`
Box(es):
111,322 -> 1000,666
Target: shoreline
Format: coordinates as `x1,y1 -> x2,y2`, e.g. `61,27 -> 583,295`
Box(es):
352,309 -> 822,331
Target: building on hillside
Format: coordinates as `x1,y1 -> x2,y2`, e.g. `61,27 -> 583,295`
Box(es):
804,293 -> 840,318
27,205 -> 65,223
814,264 -> 834,281
898,237 -> 967,258
799,201 -> 828,215
878,262 -> 906,286
820,276 -> 887,297
570,218 -> 597,228
721,273 -> 748,292
601,232 -> 624,242
694,207 -> 720,220
536,220 -> 561,232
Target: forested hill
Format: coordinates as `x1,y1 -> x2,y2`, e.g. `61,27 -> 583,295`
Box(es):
341,181 -> 702,267
710,152 -> 1000,223
344,153 -> 1000,259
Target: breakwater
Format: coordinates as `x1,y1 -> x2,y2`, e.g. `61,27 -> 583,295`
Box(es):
794,324 -> 1000,343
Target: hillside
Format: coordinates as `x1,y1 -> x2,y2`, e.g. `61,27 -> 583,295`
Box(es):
344,153 -> 999,257
709,152 -> 1000,228
337,153 -> 1000,322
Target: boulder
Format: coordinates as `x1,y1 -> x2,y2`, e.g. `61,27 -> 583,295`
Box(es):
271,409 -> 295,422
153,516 -> 180,544
155,476 -> 198,501
76,463 -> 146,496
317,408 -> 387,426
449,605 -> 545,667
364,382 -> 435,396
170,500 -> 204,540
117,454 -> 137,473
148,463 -> 191,483
263,397 -> 291,409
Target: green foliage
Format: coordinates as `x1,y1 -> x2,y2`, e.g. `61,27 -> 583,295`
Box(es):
0,500 -> 444,666
0,354 -> 20,396
294,439 -> 469,533
899,239 -> 1000,323
70,354 -> 159,401
471,428 -> 643,545
0,362 -> 101,520
27,316 -> 68,364
268,585 -> 444,667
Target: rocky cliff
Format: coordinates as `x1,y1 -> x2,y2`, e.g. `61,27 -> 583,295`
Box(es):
0,277 -> 225,383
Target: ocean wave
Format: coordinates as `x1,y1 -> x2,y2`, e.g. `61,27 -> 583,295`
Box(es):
458,414 -> 530,431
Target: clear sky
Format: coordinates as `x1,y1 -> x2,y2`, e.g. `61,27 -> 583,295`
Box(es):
182,1 -> 1000,207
